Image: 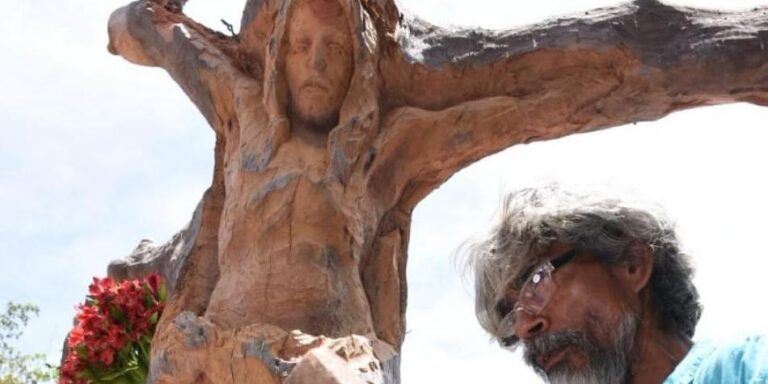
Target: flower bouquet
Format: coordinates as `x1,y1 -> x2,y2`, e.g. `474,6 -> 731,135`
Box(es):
59,273 -> 167,384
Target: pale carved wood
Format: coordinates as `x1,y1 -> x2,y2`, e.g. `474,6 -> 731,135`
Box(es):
107,0 -> 768,382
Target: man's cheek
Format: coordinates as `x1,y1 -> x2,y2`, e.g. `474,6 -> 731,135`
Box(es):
566,279 -> 595,298
554,282 -> 603,322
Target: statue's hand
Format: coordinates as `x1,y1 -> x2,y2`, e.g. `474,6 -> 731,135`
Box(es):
107,4 -> 159,65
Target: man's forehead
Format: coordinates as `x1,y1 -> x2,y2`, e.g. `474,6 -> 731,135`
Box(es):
288,0 -> 349,39
501,241 -> 572,290
539,241 -> 576,261
293,0 -> 344,21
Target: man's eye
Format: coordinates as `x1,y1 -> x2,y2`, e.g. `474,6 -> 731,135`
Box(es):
328,42 -> 344,54
291,43 -> 308,54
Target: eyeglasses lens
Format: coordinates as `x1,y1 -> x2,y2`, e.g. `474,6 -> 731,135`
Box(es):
519,263 -> 556,315
498,251 -> 578,350
498,264 -> 557,349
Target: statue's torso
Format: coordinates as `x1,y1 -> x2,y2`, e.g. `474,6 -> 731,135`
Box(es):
206,136 -> 374,336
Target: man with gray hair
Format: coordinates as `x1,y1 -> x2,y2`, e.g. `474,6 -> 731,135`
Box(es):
464,184 -> 768,384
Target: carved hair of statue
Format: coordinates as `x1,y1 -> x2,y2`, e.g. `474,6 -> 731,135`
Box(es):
246,0 -> 381,179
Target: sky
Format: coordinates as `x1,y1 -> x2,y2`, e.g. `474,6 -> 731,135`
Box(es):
1,0 -> 767,383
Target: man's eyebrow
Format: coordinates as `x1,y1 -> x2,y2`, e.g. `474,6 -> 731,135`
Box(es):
330,26 -> 352,40
288,35 -> 309,43
328,34 -> 348,43
516,264 -> 536,286
516,247 -> 577,283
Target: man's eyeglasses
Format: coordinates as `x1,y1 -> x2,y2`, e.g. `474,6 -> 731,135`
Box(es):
497,248 -> 578,350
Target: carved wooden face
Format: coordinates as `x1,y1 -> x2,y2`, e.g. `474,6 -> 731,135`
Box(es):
285,0 -> 354,132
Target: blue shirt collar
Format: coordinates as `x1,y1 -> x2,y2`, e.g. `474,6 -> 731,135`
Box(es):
663,341 -> 717,384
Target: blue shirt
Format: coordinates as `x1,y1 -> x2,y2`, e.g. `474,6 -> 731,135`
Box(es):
664,336 -> 768,384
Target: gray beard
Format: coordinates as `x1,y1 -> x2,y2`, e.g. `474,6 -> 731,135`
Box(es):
523,312 -> 638,384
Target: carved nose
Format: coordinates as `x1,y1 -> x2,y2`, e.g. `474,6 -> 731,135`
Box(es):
310,49 -> 327,72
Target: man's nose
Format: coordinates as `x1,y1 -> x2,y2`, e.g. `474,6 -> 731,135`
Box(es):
514,310 -> 550,340
309,45 -> 327,72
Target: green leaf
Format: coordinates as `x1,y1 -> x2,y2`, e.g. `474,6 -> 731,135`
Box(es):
144,290 -> 154,308
111,376 -> 136,384
158,283 -> 168,303
75,346 -> 88,359
97,364 -> 139,381
78,367 -> 96,381
110,305 -> 125,323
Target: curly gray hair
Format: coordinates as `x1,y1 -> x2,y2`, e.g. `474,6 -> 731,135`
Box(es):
462,184 -> 702,343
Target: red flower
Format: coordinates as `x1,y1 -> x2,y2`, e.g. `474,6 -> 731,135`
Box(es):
98,348 -> 115,366
67,325 -> 84,349
88,277 -> 116,304
59,353 -> 86,384
61,274 -> 166,383
147,273 -> 161,295
104,323 -> 126,350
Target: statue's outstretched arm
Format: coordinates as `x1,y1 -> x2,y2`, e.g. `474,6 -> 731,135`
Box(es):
108,0 -> 242,133
369,0 -> 768,208
381,1 -> 768,111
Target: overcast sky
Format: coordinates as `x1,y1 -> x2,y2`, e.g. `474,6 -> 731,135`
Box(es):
2,0 -> 767,383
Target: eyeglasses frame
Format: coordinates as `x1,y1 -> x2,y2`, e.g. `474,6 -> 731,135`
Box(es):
497,247 -> 579,349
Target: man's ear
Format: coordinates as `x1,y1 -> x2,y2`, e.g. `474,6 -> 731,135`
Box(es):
615,242 -> 654,294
